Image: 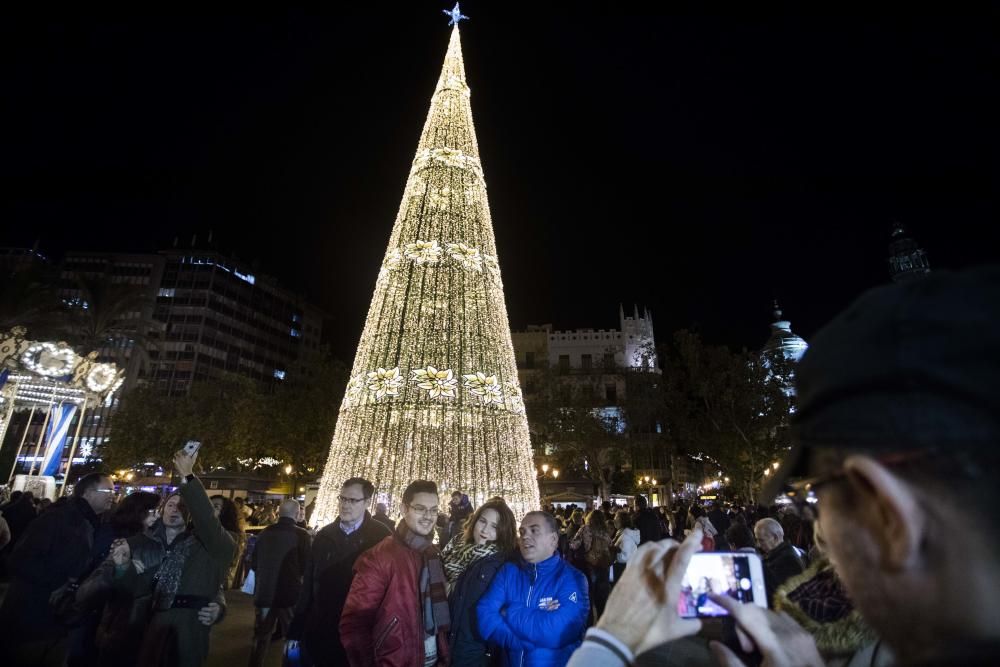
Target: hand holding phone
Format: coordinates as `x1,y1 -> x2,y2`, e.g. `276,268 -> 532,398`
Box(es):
707,594 -> 824,667
592,526 -> 704,656
183,440 -> 202,456
677,552 -> 768,619
174,444 -> 199,478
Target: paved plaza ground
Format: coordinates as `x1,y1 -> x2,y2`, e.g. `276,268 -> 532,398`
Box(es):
0,582 -> 281,667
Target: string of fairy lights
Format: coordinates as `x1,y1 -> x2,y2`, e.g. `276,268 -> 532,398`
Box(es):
312,24 -> 540,526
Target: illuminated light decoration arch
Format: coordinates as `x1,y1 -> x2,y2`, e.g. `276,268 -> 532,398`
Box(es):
21,342 -> 79,378
312,24 -> 539,526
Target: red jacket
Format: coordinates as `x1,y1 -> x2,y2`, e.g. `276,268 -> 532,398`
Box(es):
340,534 -> 450,667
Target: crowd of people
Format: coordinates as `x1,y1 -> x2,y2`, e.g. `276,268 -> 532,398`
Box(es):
0,265 -> 996,667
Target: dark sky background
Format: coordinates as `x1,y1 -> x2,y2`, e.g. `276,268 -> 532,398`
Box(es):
4,5 -> 998,360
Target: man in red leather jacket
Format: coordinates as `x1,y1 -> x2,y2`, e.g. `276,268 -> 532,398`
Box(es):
340,480 -> 451,667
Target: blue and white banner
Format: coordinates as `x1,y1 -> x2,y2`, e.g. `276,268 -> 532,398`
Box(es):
40,403 -> 78,477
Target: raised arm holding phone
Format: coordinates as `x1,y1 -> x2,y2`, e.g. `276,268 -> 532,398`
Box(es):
117,446 -> 236,667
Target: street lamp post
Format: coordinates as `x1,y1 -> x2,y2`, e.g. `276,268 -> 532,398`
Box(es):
537,465 -> 560,499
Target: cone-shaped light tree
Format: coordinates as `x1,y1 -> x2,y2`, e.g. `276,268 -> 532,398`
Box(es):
312,24 -> 540,527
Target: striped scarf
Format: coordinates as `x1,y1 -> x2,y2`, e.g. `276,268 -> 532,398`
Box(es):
441,535 -> 498,591
396,521 -> 451,635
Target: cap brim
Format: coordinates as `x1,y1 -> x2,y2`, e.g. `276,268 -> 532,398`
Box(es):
758,441 -> 810,505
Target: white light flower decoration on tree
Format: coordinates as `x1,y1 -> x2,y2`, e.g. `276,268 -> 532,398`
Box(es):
345,373 -> 368,406
383,248 -> 403,270
378,249 -> 404,282
463,371 -> 504,405
411,366 -> 458,399
427,187 -> 452,210
504,381 -> 525,415
447,242 -> 483,272
366,367 -> 404,401
403,240 -> 443,266
483,253 -> 502,281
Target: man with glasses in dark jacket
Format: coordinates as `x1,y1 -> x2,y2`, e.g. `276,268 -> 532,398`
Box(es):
286,477 -> 390,666
0,472 -> 113,666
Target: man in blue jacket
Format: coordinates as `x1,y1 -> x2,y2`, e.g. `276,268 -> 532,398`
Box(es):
478,511 -> 589,666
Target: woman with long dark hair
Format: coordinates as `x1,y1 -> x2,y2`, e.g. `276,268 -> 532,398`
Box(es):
442,499 -> 518,666
211,495 -> 246,588
74,491 -> 162,667
569,509 -> 613,620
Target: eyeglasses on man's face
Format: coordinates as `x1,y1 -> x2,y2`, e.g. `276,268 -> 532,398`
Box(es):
338,495 -> 366,506
406,503 -> 439,518
782,449 -> 932,521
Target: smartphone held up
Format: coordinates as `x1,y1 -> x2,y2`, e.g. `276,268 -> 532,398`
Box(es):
183,440 -> 202,456
678,552 -> 768,618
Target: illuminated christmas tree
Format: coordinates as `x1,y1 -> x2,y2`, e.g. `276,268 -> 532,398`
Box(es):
312,18 -> 540,526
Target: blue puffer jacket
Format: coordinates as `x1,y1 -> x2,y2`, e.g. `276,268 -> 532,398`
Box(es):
477,554 -> 589,667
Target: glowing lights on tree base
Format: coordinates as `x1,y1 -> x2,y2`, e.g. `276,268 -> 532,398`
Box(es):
312,24 -> 539,526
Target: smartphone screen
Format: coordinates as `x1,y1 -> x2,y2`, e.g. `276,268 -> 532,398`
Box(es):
678,552 -> 767,618
184,440 -> 202,456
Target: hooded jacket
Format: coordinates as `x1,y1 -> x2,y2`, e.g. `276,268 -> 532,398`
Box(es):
477,554 -> 589,667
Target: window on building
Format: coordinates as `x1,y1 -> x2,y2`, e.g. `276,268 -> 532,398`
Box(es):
581,354 -> 592,370
605,383 -> 618,404
525,351 -> 535,369
603,352 -> 616,369
558,355 -> 570,372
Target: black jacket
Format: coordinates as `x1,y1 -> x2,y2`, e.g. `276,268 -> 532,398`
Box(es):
0,496 -> 100,643
763,540 -> 805,603
287,512 -> 392,666
448,551 -> 506,667
372,511 -> 395,531
251,516 -> 311,608
635,508 -> 664,545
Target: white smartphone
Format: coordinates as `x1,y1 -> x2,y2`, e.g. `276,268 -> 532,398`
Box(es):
678,552 -> 768,618
183,440 -> 202,456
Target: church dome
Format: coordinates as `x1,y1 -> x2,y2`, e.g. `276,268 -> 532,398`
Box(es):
762,302 -> 808,363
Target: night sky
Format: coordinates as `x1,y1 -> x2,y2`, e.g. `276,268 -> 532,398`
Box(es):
4,5 -> 998,360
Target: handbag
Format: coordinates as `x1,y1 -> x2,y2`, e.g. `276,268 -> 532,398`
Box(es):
241,568 -> 256,595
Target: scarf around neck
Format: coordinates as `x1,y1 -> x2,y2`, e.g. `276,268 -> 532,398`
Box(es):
441,534 -> 498,588
396,520 -> 451,635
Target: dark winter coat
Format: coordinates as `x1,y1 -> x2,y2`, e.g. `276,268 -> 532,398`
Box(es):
0,496 -> 100,644
447,551 -> 506,667
81,532 -> 167,666
763,540 -> 806,604
340,533 -> 451,667
372,511 -> 396,531
137,477 -> 236,667
635,507 -> 664,545
287,513 -> 391,666
251,516 -> 311,608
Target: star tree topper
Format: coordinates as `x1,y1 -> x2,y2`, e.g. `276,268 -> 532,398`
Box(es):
443,2 -> 469,26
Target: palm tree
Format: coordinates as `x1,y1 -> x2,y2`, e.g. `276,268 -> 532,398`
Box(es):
0,265 -> 66,340
62,275 -> 160,383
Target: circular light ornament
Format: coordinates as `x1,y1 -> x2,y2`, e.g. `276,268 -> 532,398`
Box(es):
86,363 -> 118,393
21,342 -> 78,377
